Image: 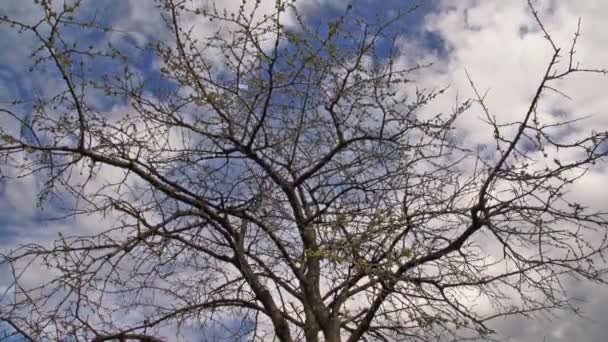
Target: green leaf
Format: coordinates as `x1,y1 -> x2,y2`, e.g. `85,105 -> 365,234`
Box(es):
1,134 -> 15,143
401,248 -> 412,258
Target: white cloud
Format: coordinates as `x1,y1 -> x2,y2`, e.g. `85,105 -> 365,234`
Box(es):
405,1 -> 608,340
2,0 -> 608,341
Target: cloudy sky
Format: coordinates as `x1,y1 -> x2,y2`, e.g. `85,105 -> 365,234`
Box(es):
1,0 -> 608,341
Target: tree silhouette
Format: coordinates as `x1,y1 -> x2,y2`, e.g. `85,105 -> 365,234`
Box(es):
1,0 -> 607,341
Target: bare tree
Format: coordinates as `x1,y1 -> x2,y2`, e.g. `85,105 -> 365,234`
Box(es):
1,0 -> 607,341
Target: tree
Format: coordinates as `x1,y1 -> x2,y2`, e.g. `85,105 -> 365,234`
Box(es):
1,0 -> 607,341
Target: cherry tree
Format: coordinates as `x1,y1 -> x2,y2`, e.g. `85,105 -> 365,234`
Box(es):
1,0 -> 607,341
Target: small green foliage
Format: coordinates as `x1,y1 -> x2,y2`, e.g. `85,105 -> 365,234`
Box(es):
0,134 -> 16,143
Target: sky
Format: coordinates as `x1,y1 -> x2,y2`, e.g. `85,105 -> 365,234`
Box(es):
1,0 -> 608,341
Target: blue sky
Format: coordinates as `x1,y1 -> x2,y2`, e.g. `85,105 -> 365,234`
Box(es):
2,0 -> 608,341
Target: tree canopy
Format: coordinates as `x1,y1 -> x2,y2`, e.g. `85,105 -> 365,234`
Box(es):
1,0 -> 608,341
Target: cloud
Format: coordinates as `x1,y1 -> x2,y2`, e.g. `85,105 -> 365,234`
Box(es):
1,0 -> 608,341
404,1 -> 608,340
0,1 -> 345,339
